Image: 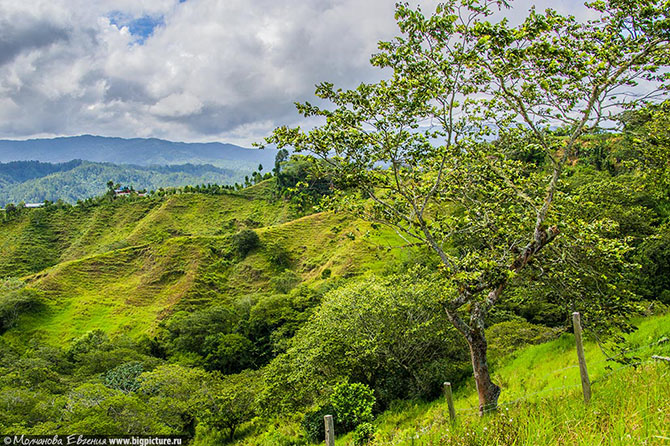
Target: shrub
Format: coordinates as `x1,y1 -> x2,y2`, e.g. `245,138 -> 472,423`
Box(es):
231,229 -> 260,257
321,268 -> 332,279
103,362 -> 144,393
301,404 -> 337,443
0,278 -> 43,334
67,329 -> 111,360
270,270 -> 301,294
266,241 -> 292,268
330,382 -> 375,432
202,370 -> 260,441
202,333 -> 254,374
353,422 -> 375,445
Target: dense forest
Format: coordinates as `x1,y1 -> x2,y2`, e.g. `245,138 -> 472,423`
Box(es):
0,160 -> 247,206
0,0 -> 669,445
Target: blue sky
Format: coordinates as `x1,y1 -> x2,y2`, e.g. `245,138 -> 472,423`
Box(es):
108,12 -> 165,44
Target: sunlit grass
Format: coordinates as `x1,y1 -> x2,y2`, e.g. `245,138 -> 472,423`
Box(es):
344,313 -> 670,446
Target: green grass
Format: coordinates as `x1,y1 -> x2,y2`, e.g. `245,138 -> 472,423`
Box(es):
229,314 -> 669,446
0,187 -> 407,347
336,313 -> 670,446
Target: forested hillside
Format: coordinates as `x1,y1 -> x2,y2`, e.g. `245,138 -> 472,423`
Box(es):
0,1 -> 668,445
0,116 -> 667,443
0,160 -> 246,206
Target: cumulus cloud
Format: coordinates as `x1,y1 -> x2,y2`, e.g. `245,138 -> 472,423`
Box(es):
0,0 -> 593,145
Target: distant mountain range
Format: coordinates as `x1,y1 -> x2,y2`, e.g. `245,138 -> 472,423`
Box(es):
0,135 -> 277,169
0,135 -> 280,205
0,160 -> 250,206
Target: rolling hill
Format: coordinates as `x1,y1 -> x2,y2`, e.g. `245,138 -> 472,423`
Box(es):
0,160 -> 249,206
0,181 -> 405,345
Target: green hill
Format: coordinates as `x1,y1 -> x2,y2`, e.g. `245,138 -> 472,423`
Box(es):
0,160 -> 251,206
0,181 -> 404,346
0,171 -> 666,444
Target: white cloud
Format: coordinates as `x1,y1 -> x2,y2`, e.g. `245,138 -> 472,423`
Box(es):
0,0 -> 597,146
149,92 -> 203,117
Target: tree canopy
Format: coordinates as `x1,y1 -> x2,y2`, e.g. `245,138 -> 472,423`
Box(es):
265,0 -> 670,413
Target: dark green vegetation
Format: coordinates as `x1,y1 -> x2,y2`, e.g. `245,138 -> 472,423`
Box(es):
0,160 -> 256,206
0,112 -> 667,444
1,1 -> 669,445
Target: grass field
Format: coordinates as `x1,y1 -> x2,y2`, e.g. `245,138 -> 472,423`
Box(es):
337,313 -> 670,446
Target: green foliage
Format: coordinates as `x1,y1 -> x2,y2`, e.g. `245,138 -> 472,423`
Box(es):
303,275 -> 466,404
636,222 -> 670,304
0,279 -> 43,334
139,364 -> 212,438
200,370 -> 260,441
245,289 -> 320,366
265,241 -> 292,269
103,362 -> 144,393
63,383 -> 166,435
232,229 -> 260,258
203,333 -> 254,374
353,422 -> 376,446
163,306 -> 238,357
486,321 -> 561,364
270,269 -> 301,293
273,155 -> 333,213
67,330 -> 112,362
301,404 -> 336,443
620,100 -> 670,201
330,382 -> 375,432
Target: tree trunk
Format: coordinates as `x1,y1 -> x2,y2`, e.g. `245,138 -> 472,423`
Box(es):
467,329 -> 500,416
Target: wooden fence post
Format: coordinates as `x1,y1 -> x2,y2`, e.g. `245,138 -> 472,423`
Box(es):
572,311 -> 592,404
324,414 -> 335,446
443,382 -> 456,424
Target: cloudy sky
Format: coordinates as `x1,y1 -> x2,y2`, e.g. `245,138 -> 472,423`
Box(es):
0,0 -> 591,146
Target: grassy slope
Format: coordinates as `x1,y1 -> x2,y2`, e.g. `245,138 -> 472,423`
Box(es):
333,314 -> 670,446
0,181 -> 407,346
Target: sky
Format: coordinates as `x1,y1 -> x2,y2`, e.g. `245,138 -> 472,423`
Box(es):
0,0 -> 593,146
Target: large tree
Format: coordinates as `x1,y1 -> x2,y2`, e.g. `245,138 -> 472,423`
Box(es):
265,0 -> 669,413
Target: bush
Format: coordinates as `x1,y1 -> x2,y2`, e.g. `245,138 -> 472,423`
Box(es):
353,422 -> 375,445
270,270 -> 301,294
103,362 -> 144,393
232,229 -> 260,258
67,329 -> 111,362
202,333 -> 254,374
330,382 -> 375,432
486,320 -> 562,363
266,241 -> 292,268
301,404 -> 336,443
202,370 -> 260,441
321,268 -> 332,279
266,275 -> 470,410
0,278 -> 43,334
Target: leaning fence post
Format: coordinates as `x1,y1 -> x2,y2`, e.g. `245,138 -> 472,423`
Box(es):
324,414 -> 335,446
572,311 -> 592,404
443,382 -> 456,424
